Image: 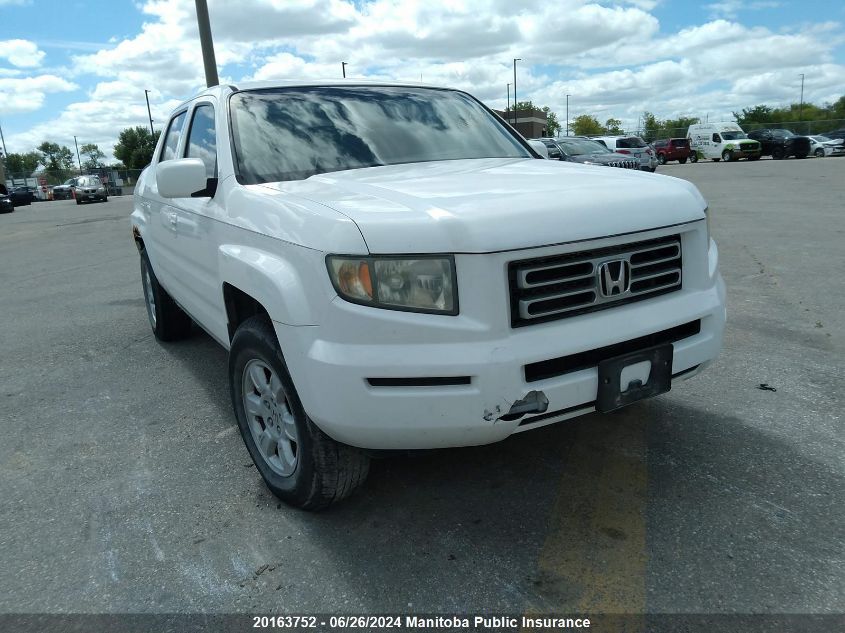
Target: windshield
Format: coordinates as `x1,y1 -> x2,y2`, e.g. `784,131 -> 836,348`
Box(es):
556,138 -> 610,155
771,129 -> 795,138
230,86 -> 531,184
721,131 -> 747,140
812,136 -> 831,142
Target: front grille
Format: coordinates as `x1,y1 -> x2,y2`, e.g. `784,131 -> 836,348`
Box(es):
607,159 -> 639,169
739,142 -> 760,152
508,234 -> 683,327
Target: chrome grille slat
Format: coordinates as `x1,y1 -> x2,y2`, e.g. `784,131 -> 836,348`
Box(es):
509,235 -> 683,327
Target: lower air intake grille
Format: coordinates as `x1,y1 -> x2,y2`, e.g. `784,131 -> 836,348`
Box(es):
508,234 -> 683,327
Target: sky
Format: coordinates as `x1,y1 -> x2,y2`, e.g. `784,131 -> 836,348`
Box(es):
1,0 -> 844,163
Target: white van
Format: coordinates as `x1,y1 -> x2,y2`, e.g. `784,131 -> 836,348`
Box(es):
687,123 -> 762,162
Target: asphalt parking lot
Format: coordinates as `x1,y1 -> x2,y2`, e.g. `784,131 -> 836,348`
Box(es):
0,159 -> 842,624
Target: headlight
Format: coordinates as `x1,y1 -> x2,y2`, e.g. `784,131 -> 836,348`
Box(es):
581,160 -> 597,165
327,255 -> 457,315
704,206 -> 711,244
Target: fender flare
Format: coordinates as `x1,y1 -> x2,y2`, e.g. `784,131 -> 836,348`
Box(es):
218,244 -> 316,327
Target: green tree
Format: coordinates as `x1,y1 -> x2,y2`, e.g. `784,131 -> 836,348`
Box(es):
661,116 -> 699,137
641,111 -> 660,141
114,126 -> 161,170
37,142 -> 75,180
79,143 -> 105,170
604,118 -> 624,135
3,151 -> 41,175
571,114 -> 604,136
543,107 -> 561,136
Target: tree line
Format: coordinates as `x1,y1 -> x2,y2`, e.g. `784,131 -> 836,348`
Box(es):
2,126 -> 161,183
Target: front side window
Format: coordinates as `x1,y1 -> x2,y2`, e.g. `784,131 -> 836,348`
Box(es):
712,133 -> 722,143
185,104 -> 218,178
229,86 -> 531,184
160,111 -> 188,162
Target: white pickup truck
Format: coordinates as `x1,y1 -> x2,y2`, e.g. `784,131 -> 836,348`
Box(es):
131,81 -> 725,509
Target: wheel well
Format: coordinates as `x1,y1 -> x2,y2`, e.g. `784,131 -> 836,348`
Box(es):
223,284 -> 271,341
132,226 -> 144,252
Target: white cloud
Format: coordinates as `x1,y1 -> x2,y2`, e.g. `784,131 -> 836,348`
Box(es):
705,1 -> 781,20
0,39 -> 45,67
0,75 -> 77,115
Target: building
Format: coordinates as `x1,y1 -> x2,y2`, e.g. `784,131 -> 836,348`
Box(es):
492,107 -> 549,138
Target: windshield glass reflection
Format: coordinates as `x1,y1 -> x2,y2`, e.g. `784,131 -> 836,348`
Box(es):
230,86 -> 531,184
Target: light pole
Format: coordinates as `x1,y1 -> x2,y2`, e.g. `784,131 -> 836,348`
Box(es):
341,62 -> 347,78
506,83 -> 511,122
798,73 -> 805,124
512,58 -> 521,128
144,89 -> 155,136
74,135 -> 82,171
194,0 -> 219,87
566,94 -> 571,136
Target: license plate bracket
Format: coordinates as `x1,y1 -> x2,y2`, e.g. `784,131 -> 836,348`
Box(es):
596,343 -> 673,412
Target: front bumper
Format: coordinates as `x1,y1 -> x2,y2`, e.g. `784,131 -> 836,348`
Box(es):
276,224 -> 725,450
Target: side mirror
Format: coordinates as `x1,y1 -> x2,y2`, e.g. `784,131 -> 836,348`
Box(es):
155,158 -> 215,198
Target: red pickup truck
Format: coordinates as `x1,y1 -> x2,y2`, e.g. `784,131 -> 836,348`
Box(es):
652,138 -> 692,164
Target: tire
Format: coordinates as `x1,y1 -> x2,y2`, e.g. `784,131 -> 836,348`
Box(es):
657,154 -> 666,165
689,153 -> 698,163
678,157 -> 687,164
102,196 -> 108,203
712,158 -> 720,162
75,198 -> 82,205
772,147 -> 784,160
814,148 -> 825,157
139,248 -> 193,341
721,150 -> 732,162
230,315 -> 370,510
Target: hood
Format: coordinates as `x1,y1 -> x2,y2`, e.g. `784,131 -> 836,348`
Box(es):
570,152 -> 637,164
258,158 -> 706,254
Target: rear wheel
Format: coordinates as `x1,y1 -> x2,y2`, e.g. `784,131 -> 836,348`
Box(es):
772,147 -> 784,160
230,316 -> 370,510
139,249 -> 193,341
689,153 -> 698,163
678,157 -> 687,164
721,150 -> 733,162
657,154 -> 666,165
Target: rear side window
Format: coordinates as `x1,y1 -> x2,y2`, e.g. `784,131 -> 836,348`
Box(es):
617,137 -> 646,148
672,139 -> 688,147
160,111 -> 187,162
184,104 -> 217,178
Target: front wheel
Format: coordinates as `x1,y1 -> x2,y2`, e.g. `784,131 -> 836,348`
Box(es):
230,316 -> 370,510
678,157 -> 687,164
657,154 -> 666,165
721,150 -> 733,162
814,148 -> 825,157
772,147 -> 784,160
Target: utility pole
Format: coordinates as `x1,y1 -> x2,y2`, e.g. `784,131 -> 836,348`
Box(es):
144,89 -> 155,136
506,83 -> 511,122
74,136 -> 82,171
341,62 -> 347,78
799,73 -> 805,124
194,0 -> 219,87
566,94 -> 570,136
512,58 -> 521,128
0,118 -> 7,159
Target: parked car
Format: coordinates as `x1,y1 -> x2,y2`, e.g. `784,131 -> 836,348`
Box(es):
0,192 -> 13,213
590,135 -> 658,172
132,81 -> 725,509
553,136 -> 639,169
53,178 -> 78,200
687,123 -> 762,162
746,128 -> 810,159
822,129 -> 845,141
652,138 -> 692,164
9,186 -> 38,205
808,135 -> 845,157
72,175 -> 108,204
532,138 -> 562,159
526,139 -> 550,157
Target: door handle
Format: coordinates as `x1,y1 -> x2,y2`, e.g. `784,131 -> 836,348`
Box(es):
169,212 -> 177,228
